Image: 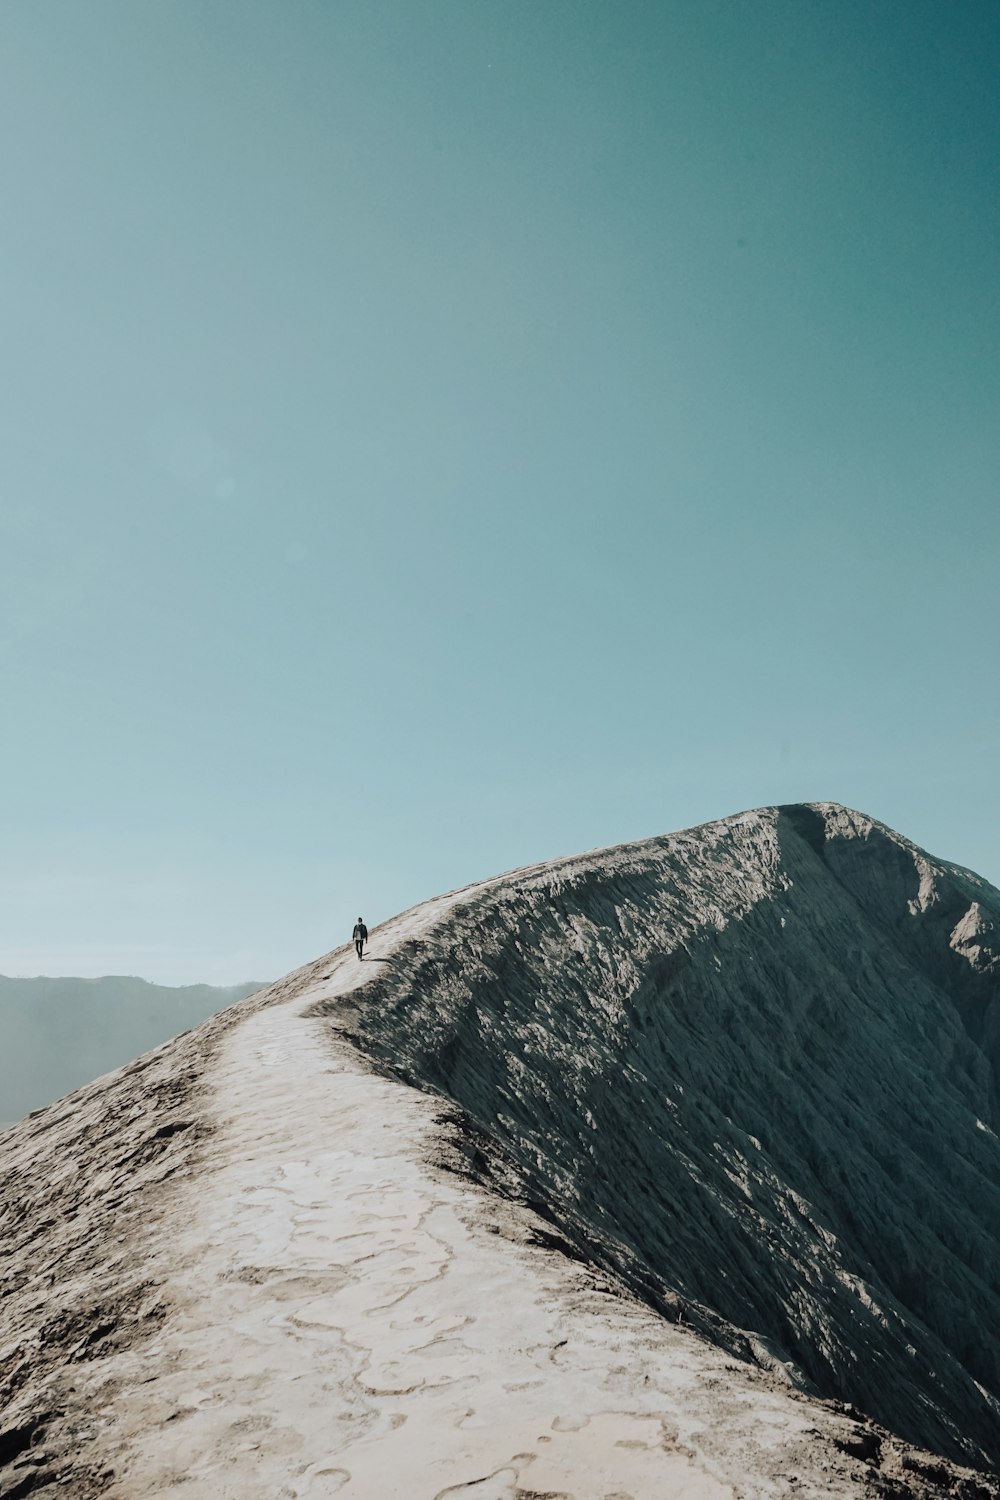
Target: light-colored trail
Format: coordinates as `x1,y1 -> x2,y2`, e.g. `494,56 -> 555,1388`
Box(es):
88,890 -> 861,1499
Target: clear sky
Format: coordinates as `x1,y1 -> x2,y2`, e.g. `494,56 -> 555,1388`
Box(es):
1,1 -> 997,984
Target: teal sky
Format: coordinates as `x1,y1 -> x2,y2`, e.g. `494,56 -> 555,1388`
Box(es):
2,1 -> 997,984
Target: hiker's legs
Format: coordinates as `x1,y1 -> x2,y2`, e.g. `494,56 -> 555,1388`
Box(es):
355,939 -> 363,960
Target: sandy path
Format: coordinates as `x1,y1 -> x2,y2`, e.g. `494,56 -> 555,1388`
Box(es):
86,893 -> 861,1500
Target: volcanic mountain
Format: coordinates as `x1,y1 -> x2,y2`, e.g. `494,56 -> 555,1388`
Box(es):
3,802 -> 1000,1499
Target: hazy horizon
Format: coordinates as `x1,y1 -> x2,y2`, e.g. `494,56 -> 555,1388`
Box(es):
3,1 -> 997,985
0,969 -> 268,984
0,972 -> 265,1123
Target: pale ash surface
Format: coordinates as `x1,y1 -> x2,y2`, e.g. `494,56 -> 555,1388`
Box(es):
1,858 -> 994,1499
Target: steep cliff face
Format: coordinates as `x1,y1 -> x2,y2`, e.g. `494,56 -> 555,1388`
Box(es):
321,803 -> 1000,1471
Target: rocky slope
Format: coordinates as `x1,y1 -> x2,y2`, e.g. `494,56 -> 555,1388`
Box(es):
2,801 -> 999,1498
319,802 -> 1000,1472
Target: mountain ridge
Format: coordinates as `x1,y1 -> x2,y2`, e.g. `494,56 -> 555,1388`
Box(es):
3,801 -> 1000,1496
316,801 -> 1000,1470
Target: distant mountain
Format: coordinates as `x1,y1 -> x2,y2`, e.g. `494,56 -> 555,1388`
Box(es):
0,975 -> 265,1126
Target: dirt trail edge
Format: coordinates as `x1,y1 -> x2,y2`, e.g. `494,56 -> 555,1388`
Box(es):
2,877 -> 996,1499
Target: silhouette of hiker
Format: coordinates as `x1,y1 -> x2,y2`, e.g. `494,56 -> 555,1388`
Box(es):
353,917 -> 368,961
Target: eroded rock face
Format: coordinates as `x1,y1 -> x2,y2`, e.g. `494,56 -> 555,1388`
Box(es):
326,803 -> 1000,1471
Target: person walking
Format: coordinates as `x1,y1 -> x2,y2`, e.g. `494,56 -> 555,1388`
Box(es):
353,917 -> 368,961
